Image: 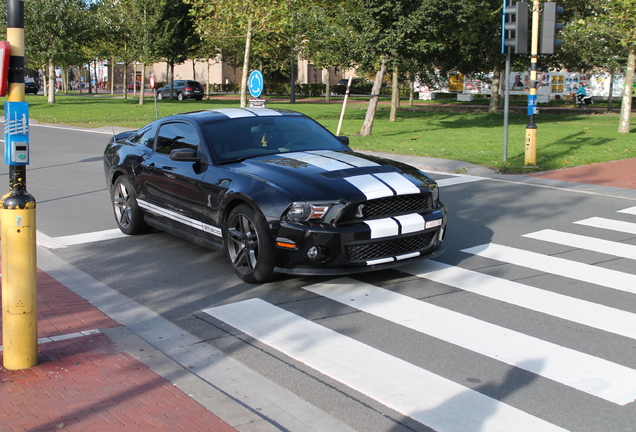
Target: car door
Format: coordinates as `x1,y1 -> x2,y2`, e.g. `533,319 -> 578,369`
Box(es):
140,121 -> 208,236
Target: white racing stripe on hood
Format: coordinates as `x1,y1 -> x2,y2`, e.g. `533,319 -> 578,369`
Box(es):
283,152 -> 352,171
374,172 -> 420,195
346,175 -> 394,199
309,150 -> 380,167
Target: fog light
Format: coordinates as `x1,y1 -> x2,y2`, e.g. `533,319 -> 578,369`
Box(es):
307,246 -> 328,262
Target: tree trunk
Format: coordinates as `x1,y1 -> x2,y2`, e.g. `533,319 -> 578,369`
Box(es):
138,63 -> 146,105
240,15 -> 253,108
324,68 -> 331,103
489,66 -> 502,113
618,49 -> 635,133
607,70 -> 615,112
360,59 -> 387,136
390,65 -> 399,122
123,62 -> 128,100
207,59 -> 211,100
47,58 -> 55,104
110,57 -> 115,95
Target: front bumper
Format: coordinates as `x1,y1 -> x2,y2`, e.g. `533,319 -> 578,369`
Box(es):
272,207 -> 447,276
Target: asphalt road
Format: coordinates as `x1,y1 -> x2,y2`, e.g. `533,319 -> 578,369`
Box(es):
3,121 -> 636,432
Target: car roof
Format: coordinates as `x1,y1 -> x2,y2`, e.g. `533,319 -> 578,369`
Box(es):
159,108 -> 305,124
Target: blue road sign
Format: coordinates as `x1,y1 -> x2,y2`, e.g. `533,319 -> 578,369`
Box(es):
248,70 -> 264,98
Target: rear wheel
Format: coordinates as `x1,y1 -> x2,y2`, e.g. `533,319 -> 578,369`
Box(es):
111,176 -> 150,235
177,92 -> 184,101
223,204 -> 277,283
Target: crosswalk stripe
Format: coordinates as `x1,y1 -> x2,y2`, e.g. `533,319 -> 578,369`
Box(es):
618,206 -> 636,215
204,298 -> 568,432
575,217 -> 636,235
304,277 -> 636,405
523,229 -> 636,260
436,176 -> 486,187
401,260 -> 636,341
461,243 -> 636,295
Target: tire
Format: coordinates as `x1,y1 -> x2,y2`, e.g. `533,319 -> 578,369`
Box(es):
157,92 -> 163,100
177,92 -> 184,101
223,204 -> 277,283
111,176 -> 150,235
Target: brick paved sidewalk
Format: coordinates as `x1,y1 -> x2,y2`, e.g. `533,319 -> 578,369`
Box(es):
528,157 -> 636,190
1,268 -> 237,432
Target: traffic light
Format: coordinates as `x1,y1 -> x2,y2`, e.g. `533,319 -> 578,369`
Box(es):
540,2 -> 564,54
503,1 -> 528,54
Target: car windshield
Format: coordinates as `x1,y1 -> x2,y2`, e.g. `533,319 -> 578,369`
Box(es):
204,116 -> 349,164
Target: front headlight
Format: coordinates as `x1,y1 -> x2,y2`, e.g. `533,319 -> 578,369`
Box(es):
286,202 -> 332,222
430,184 -> 440,205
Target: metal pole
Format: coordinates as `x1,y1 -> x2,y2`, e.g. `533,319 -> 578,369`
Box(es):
503,48 -> 511,161
2,0 -> 38,370
524,0 -> 540,166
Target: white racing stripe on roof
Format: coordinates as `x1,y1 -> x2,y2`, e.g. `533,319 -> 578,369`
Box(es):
309,150 -> 380,167
244,108 -> 283,116
346,174 -> 394,199
217,108 -> 258,118
374,172 -> 420,195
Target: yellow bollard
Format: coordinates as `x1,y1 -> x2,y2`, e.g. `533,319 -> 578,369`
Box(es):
1,202 -> 38,369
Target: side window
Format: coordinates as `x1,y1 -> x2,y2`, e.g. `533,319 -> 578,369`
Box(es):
128,125 -> 155,148
155,122 -> 201,155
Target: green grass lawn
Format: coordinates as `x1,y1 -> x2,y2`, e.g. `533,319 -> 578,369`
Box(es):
12,93 -> 636,173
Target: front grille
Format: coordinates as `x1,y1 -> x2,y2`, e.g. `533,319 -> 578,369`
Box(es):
345,231 -> 437,262
341,194 -> 430,223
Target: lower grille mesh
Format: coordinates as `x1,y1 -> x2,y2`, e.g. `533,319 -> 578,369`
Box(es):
345,231 -> 437,262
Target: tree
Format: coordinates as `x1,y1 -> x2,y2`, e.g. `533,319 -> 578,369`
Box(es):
186,0 -> 294,107
24,0 -> 94,103
119,0 -> 168,105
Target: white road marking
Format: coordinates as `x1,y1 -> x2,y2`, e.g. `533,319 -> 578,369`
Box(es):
402,260 -> 636,341
523,229 -> 636,260
575,217 -> 636,235
618,206 -> 636,215
436,176 -> 486,187
461,243 -> 636,295
204,298 -> 568,432
304,278 -> 636,405
37,229 -> 128,249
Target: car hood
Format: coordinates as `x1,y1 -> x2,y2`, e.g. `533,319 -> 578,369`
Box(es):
228,150 -> 433,202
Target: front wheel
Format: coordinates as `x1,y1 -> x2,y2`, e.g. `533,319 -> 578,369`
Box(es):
223,204 -> 277,283
157,92 -> 163,100
111,176 -> 150,235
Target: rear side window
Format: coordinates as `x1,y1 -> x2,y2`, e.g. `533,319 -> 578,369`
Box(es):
155,122 -> 201,155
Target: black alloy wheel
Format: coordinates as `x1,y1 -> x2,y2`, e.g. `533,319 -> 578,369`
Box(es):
224,204 -> 277,283
111,176 -> 150,235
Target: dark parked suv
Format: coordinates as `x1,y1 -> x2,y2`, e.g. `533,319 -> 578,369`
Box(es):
25,78 -> 39,94
156,80 -> 204,101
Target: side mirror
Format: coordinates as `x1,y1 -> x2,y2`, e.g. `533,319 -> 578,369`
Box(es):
337,136 -> 350,146
170,147 -> 202,162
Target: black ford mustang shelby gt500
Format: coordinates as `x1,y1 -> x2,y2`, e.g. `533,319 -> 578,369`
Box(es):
103,108 -> 447,283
